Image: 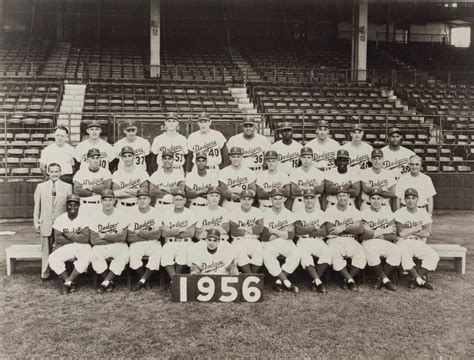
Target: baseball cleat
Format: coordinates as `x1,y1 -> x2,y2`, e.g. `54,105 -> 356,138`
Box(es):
311,282 -> 319,292
384,281 -> 397,291
132,282 -> 144,292
144,281 -> 152,290
373,278 -> 383,290
341,281 -> 349,290
105,281 -> 115,293
316,283 -> 327,294
287,284 -> 299,294
273,282 -> 284,293
348,282 -> 359,292
96,284 -> 107,294
62,283 -> 71,295
69,283 -> 77,293
408,280 -> 417,289
420,281 -> 435,290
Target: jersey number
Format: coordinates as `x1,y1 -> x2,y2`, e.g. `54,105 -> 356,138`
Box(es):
208,148 -> 219,157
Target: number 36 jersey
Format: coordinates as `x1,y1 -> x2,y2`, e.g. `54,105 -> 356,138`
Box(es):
226,133 -> 271,169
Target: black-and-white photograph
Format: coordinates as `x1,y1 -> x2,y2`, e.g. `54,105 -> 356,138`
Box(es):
0,0 -> 473,358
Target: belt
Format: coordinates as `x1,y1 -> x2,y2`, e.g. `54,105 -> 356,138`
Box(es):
120,201 -> 136,207
338,235 -> 357,239
165,237 -> 191,243
157,199 -> 172,205
206,165 -> 219,170
191,202 -> 206,207
402,204 -> 427,209
365,201 -> 387,206
249,166 -> 263,171
233,235 -> 259,241
229,198 -> 240,203
81,199 -> 100,204
297,234 -> 311,239
295,197 -> 304,202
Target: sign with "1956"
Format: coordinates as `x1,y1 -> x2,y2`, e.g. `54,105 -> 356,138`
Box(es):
171,274 -> 264,303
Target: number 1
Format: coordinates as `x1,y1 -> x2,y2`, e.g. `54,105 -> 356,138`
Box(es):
179,276 -> 187,302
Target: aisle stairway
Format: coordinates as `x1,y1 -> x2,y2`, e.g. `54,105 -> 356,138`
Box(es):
226,47 -> 261,83
41,42 -> 71,77
56,83 -> 86,143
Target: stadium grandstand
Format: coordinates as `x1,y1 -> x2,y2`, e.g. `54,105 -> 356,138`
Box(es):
1,0 -> 473,218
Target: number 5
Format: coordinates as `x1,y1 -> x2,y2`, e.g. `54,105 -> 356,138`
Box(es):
219,277 -> 239,302
242,276 -> 262,302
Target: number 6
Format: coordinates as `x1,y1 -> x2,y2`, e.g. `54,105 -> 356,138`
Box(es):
242,276 -> 262,302
197,276 -> 215,302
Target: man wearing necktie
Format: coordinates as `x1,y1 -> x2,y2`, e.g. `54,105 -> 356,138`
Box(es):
34,163 -> 73,280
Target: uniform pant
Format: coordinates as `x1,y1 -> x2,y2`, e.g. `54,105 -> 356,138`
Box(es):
233,236 -> 264,267
263,238 -> 301,277
129,240 -> 162,271
362,238 -> 401,267
91,243 -> 129,275
297,236 -> 332,269
161,239 -> 193,267
49,243 -> 92,274
326,236 -> 367,271
396,238 -> 440,272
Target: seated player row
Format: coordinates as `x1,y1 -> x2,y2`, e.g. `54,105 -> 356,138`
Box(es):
48,183 -> 439,295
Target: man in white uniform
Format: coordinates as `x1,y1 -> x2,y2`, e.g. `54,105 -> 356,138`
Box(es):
113,120 -> 151,173
150,150 -> 185,208
185,151 -> 219,209
381,127 -> 415,180
75,120 -> 115,171
342,123 -> 373,171
305,120 -> 340,171
271,122 -> 302,175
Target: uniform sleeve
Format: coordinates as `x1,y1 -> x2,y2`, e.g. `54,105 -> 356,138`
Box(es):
118,211 -> 131,229
151,137 -> 159,155
424,176 -> 437,197
73,169 -> 83,183
226,136 -> 235,150
246,168 -> 257,183
394,209 -> 405,224
39,146 -> 49,164
181,136 -> 189,155
395,176 -> 406,199
74,143 -> 83,162
103,169 -> 113,181
351,208 -> 363,222
187,209 -> 198,225
106,142 -> 116,161
422,210 -> 433,226
142,138 -> 151,156
218,131 -> 227,148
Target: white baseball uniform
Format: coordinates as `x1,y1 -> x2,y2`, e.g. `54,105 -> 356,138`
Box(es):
90,208 -> 130,275
160,208 -> 197,267
381,145 -> 415,180
226,133 -> 271,170
361,207 -> 401,267
191,244 -> 235,275
128,206 -> 162,271
395,172 -> 437,207
149,168 -> 185,207
262,207 -> 301,277
40,143 -> 76,175
75,139 -> 115,169
256,170 -> 289,210
151,132 -> 188,169
230,206 -> 264,267
73,167 -> 112,212
271,140 -> 303,175
219,166 -> 256,211
291,166 -> 325,211
294,208 -> 332,269
324,167 -> 360,207
49,212 -> 91,275
112,166 -> 149,207
195,206 -> 231,241
185,170 -> 219,208
359,168 -> 396,209
113,136 -> 151,170
395,207 -> 439,271
325,206 -> 366,271
305,137 -> 340,171
342,141 -> 373,170
187,129 -> 227,169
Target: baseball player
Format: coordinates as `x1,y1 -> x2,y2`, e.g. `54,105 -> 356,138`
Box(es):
149,150 -> 185,209
360,149 -> 396,210
256,150 -> 290,211
75,121 -> 115,171
381,127 -> 415,180
325,185 -> 366,291
324,149 -> 360,209
342,123 -> 373,171
190,229 -> 238,275
360,188 -> 401,291
161,189 -> 197,287
395,155 -> 437,214
186,112 -> 228,173
127,189 -> 162,292
90,189 -> 129,294
229,189 -> 264,274
151,112 -> 187,172
294,189 -> 332,294
73,148 -> 112,214
219,147 -> 257,211
395,188 -> 438,290
305,119 -> 340,171
113,120 -> 151,173
271,122 -> 303,175
112,146 -> 149,208
290,147 -> 325,212
226,117 -> 271,172
49,194 -> 91,295
262,188 -> 300,294
185,151 -> 219,209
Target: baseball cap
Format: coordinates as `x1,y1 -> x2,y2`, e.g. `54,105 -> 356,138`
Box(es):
371,149 -> 384,158
336,149 -> 350,159
124,120 -> 137,130
240,189 -> 255,198
369,188 -> 384,198
66,194 -> 81,203
270,188 -> 286,198
302,189 -> 316,198
404,188 -> 419,198
197,112 -> 210,121
87,148 -> 101,158
351,123 -> 364,131
162,149 -> 174,158
336,185 -> 349,194
300,147 -> 313,156
278,122 -> 293,131
172,188 -> 186,197
87,120 -> 102,129
242,117 -> 256,125
195,151 -> 207,160
229,147 -> 244,156
166,112 -> 178,120
101,189 -> 115,199
136,188 -> 151,198
120,146 -> 135,156
206,229 -> 221,240
207,186 -> 221,195
388,127 -> 402,136
318,119 -> 330,128
265,150 -> 279,160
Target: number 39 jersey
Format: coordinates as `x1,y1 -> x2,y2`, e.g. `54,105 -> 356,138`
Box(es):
381,146 -> 416,180
113,136 -> 150,170
226,133 -> 271,169
187,129 -> 226,167
219,166 -> 256,194
151,132 -> 188,168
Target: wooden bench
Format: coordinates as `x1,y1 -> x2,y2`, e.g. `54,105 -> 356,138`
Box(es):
5,244 -> 42,276
429,244 -> 467,274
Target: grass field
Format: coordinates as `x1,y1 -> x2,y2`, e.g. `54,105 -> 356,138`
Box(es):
1,210 -> 473,359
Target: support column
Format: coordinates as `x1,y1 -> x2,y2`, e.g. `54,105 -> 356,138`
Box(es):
150,0 -> 161,78
351,0 -> 368,82
56,2 -> 64,41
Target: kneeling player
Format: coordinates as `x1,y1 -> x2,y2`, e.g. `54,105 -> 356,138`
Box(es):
360,188 -> 401,291
294,189 -> 332,294
49,194 -> 91,294
128,189 -> 162,291
262,188 -> 300,293
190,229 -> 238,275
325,186 -> 366,291
395,188 -> 439,290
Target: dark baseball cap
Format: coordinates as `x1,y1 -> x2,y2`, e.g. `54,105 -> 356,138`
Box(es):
336,149 -> 350,159
300,147 -> 313,156
302,189 -> 316,198
197,112 -> 210,121
229,147 -> 244,156
278,122 -> 293,131
120,146 -> 135,156
162,149 -> 174,158
87,148 -> 101,158
195,151 -> 207,160
172,188 -> 186,197
136,188 -> 151,198
87,120 -> 102,129
371,149 -> 384,158
206,228 -> 221,240
124,120 -> 137,130
242,117 -> 257,125
166,112 -> 178,120
369,188 -> 384,198
318,120 -> 330,128
240,189 -> 255,198
336,185 -> 349,194
101,189 -> 115,199
388,127 -> 402,136
265,150 -> 279,160
207,186 -> 221,195
351,123 -> 364,131
270,188 -> 286,197
404,188 -> 419,198
66,194 -> 81,203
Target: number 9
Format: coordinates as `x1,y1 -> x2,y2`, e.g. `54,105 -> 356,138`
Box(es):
242,276 -> 262,302
196,276 -> 215,302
